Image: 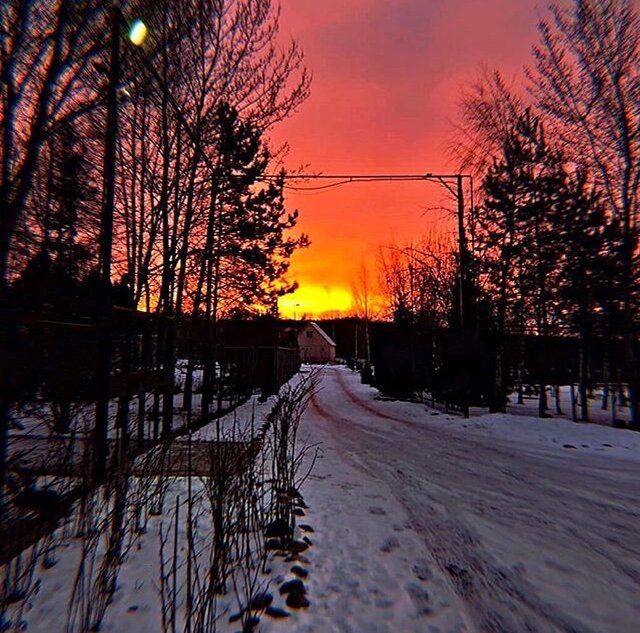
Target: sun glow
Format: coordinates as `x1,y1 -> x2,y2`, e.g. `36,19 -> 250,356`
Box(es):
279,284 -> 353,319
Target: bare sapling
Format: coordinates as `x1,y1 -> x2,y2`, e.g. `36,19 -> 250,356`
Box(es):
265,370 -> 320,543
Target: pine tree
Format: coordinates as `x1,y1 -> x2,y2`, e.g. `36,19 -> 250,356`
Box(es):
197,103 -> 308,319
480,110 -> 566,415
184,103 -> 308,416
552,171 -> 631,420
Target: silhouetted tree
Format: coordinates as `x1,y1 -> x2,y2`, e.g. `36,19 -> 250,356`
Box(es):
552,172 -> 633,420
480,111 -> 566,415
113,0 -> 310,314
379,234 -> 457,329
449,68 -> 525,180
10,122 -> 98,316
0,1 -> 121,289
480,112 -> 562,335
529,0 -> 640,425
183,104 -> 308,415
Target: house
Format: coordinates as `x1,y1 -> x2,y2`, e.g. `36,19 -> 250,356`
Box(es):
297,321 -> 336,364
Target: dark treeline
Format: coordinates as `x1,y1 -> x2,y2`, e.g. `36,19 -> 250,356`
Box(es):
1,0 -> 310,393
1,0 -> 310,316
0,0 -> 311,502
379,0 -> 640,425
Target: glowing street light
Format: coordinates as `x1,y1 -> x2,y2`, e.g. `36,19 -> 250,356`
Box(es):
128,19 -> 148,46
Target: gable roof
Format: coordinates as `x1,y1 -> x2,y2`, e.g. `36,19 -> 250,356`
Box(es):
304,321 -> 336,347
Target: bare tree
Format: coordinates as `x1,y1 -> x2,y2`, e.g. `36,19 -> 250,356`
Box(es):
0,1 -> 132,287
528,0 -> 640,425
448,66 -> 526,179
378,233 -> 457,328
351,262 -> 377,363
112,0 -> 310,314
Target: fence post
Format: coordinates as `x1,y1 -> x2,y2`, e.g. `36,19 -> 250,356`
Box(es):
0,397 -> 8,510
162,317 -> 175,436
94,315 -> 111,484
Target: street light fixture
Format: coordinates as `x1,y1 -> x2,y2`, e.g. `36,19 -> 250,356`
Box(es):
128,19 -> 148,46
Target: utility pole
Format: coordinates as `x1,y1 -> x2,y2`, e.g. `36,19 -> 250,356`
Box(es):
263,171 -> 475,415
94,8 -> 121,484
264,171 -> 474,330
457,175 -> 467,330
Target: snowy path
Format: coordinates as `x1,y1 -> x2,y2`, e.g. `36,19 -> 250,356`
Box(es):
293,365 -> 640,633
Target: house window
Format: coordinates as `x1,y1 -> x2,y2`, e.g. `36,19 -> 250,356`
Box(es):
306,331 -> 313,339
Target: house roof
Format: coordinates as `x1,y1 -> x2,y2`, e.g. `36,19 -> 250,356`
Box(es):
303,321 -> 336,347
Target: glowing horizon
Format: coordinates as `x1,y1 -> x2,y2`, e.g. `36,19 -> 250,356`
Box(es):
279,284 -> 354,319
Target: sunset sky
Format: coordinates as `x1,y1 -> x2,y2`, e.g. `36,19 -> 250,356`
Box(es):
270,0 -> 549,318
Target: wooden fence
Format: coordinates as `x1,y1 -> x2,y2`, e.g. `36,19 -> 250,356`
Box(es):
220,345 -> 300,398
1,311 -> 301,563
2,307 -> 174,403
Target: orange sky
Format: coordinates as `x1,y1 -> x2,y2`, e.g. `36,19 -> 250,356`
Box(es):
270,0 -> 545,318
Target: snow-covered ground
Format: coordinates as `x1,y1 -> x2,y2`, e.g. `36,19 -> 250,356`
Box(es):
472,383 -> 633,428
3,392 -> 283,633
285,365 -> 640,633
5,365 -> 640,632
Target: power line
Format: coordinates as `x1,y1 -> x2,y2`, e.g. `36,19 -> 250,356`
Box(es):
263,173 -> 466,180
263,173 -> 471,196
262,171 -> 475,331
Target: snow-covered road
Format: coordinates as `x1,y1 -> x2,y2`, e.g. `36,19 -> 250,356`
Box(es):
293,365 -> 640,633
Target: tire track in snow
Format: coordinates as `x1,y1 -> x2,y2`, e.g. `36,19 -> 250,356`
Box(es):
315,366 -> 638,632
332,367 -> 640,582
307,369 -> 478,632
328,370 -> 587,631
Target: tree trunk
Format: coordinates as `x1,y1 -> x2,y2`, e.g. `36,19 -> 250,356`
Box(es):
579,341 -> 589,422
554,385 -> 563,415
538,384 -> 548,418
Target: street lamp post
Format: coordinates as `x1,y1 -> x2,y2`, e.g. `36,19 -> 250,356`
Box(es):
94,7 -> 148,484
421,173 -> 473,331
456,174 -> 469,330
269,172 -> 474,330
99,9 -> 121,301
99,9 -> 148,302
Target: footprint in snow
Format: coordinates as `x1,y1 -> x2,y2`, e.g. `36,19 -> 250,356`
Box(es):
412,561 -> 433,582
406,582 -> 432,616
380,536 -> 400,553
374,595 -> 394,608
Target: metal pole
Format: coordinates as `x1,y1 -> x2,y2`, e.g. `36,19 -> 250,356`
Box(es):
101,8 -> 120,297
94,8 -> 120,484
457,176 -> 472,418
457,175 -> 466,331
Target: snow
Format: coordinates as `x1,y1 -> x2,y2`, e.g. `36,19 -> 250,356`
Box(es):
457,407 -> 640,463
286,365 -> 640,632
277,385 -> 471,632
476,383 -> 633,428
3,394 -> 281,633
4,364 -> 640,632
